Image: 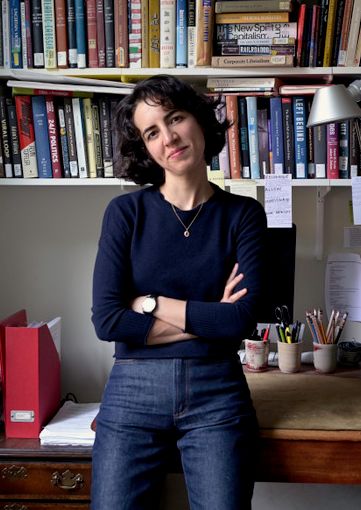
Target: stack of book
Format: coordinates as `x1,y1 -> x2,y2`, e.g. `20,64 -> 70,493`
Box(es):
212,0 -> 296,67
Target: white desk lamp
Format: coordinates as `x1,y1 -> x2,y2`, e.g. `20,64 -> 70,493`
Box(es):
306,81 -> 361,145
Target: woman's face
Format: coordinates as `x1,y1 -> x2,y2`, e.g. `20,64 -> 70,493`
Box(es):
133,99 -> 206,178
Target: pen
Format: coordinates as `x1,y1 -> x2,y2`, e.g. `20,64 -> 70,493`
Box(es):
263,324 -> 270,342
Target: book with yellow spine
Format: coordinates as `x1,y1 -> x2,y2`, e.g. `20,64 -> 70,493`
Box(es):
149,0 -> 160,67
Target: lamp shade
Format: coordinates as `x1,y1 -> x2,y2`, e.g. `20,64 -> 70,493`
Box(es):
306,84 -> 361,128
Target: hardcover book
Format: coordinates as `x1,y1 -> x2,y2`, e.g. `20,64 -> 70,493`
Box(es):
6,99 -> 22,177
270,97 -> 284,175
246,96 -> 260,179
32,95 -> 52,178
54,0 -> 67,67
14,95 -> 38,178
292,97 -> 307,179
41,0 -> 57,68
45,96 -> 62,177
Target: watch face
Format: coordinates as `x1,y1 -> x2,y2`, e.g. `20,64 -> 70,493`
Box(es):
143,296 -> 156,314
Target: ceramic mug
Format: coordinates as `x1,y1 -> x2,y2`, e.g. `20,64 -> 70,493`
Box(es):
245,339 -> 269,371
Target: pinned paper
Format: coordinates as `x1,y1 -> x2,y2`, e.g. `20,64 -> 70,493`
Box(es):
229,180 -> 258,200
264,174 -> 292,228
351,177 -> 361,225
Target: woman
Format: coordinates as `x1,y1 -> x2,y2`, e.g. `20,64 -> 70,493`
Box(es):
91,75 -> 267,510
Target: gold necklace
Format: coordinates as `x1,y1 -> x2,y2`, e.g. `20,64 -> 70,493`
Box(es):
170,202 -> 204,238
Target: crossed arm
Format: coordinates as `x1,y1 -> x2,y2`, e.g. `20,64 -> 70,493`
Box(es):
131,263 -> 246,345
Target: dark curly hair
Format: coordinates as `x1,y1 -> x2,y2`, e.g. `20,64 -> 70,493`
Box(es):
113,75 -> 230,185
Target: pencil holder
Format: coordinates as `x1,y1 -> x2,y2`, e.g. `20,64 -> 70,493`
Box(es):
277,341 -> 302,373
313,343 -> 338,373
245,339 -> 269,372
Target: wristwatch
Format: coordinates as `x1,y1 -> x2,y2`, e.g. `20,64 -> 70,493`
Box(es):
141,295 -> 158,315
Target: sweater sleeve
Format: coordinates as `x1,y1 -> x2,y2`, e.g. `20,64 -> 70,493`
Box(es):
91,201 -> 154,346
185,199 -> 267,341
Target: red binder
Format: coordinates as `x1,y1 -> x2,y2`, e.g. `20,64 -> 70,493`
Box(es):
2,310 -> 61,438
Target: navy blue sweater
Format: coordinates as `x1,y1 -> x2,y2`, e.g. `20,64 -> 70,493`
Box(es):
92,184 -> 267,359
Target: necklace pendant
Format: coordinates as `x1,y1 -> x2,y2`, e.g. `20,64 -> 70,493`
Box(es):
184,230 -> 190,238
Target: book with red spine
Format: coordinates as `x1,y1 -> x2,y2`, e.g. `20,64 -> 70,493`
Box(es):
86,0 -> 98,67
55,0 -> 68,67
45,96 -> 62,178
14,95 -> 38,178
225,95 -> 241,179
326,122 -> 339,179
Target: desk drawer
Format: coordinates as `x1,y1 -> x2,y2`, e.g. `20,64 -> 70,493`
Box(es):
0,462 -> 91,500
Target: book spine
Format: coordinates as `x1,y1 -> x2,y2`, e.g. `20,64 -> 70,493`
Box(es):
353,24 -> 361,66
10,0 -> 22,68
92,103 -> 104,178
238,97 -> 250,179
215,95 -> 230,178
96,0 -> 105,67
129,0 -> 142,68
337,0 -> 353,65
149,0 -> 160,67
110,100 -> 118,173
0,122 -> 4,177
281,97 -> 295,177
292,97 -> 307,179
141,0 -> 149,67
211,54 -> 294,66
245,96 -> 260,179
72,97 -> 88,178
6,99 -> 23,177
14,95 -> 38,178
339,120 -> 349,179
31,95 -> 52,178
215,12 -> 289,24
74,0 -> 87,68
23,0 -> 33,67
20,0 -> 28,69
225,95 -> 241,179
195,0 -> 214,66
216,42 -> 295,56
42,0 -> 57,69
257,105 -> 270,177
270,97 -> 284,175
326,122 -> 339,179
344,0 -> 361,66
98,96 -> 113,177
63,98 -> 79,177
313,124 -> 327,178
322,0 -> 337,66
86,0 -> 98,67
2,0 -> 11,68
0,95 -> 13,177
160,0 -> 176,68
54,0 -> 67,67
116,0 -> 129,67
66,0 -> 77,67
331,0 -> 345,65
0,1 -> 3,68
300,4 -> 312,67
83,97 -> 97,178
176,0 -> 187,67
308,4 -> 320,67
349,119 -> 361,178
187,0 -> 196,67
306,97 -> 315,179
316,0 -> 329,67
215,0 -> 291,13
215,22 -> 297,43
103,0 -> 114,66
57,102 -> 71,178
45,96 -> 62,177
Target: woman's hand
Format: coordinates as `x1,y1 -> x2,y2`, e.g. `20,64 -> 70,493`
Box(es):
221,263 -> 247,303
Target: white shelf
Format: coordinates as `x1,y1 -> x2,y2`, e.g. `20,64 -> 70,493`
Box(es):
0,178 -> 352,187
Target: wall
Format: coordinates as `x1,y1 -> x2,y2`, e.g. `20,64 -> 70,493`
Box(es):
0,184 -> 360,508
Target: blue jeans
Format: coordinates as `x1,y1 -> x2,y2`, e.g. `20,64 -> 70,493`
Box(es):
91,357 -> 259,510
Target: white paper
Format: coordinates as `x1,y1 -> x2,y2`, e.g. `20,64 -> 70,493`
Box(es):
344,226 -> 361,248
352,176 -> 361,225
229,180 -> 258,200
40,401 -> 99,445
47,317 -> 61,359
325,253 -> 361,322
264,174 -> 292,228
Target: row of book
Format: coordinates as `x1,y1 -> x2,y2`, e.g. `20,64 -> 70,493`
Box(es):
0,91 -> 124,179
210,94 -> 361,180
2,0 -> 361,70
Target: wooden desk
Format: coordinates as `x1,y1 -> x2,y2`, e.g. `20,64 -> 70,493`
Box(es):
0,368 -> 360,508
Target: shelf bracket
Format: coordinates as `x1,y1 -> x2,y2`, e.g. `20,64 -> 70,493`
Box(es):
315,186 -> 331,260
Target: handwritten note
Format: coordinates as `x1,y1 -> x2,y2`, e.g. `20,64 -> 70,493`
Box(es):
264,174 -> 292,228
325,253 -> 361,322
207,169 -> 225,190
352,177 -> 361,225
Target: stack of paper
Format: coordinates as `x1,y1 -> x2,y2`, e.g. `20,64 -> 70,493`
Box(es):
39,401 -> 99,446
